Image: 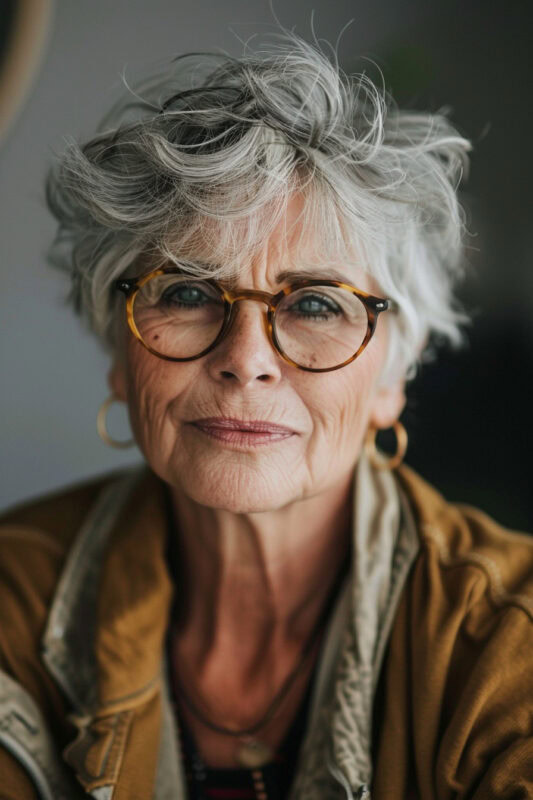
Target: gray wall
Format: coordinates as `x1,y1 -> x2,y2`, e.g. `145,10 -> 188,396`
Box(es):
1,0 -> 432,510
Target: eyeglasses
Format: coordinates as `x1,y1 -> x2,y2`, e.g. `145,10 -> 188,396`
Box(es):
114,267 -> 398,373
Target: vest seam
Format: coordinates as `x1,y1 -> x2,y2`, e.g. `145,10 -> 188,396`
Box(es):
421,523 -> 533,621
0,525 -> 66,556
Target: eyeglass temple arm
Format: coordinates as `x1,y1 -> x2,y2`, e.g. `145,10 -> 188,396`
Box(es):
386,299 -> 400,313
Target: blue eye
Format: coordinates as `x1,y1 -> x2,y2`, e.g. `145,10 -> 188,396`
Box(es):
288,293 -> 342,319
162,283 -> 212,307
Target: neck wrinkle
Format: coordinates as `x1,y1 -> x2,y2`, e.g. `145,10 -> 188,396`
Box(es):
166,471 -> 353,681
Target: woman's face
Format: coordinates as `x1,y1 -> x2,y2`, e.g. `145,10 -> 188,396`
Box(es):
110,199 -> 406,513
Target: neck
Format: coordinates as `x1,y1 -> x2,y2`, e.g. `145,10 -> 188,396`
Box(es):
168,473 -> 353,663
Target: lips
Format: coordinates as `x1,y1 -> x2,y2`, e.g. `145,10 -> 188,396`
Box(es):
187,417 -> 296,445
190,417 -> 296,434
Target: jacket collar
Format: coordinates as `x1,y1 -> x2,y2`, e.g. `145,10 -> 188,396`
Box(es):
41,467 -> 174,796
42,468 -> 172,715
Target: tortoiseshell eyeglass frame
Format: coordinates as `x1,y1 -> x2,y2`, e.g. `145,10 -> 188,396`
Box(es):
114,266 -> 399,373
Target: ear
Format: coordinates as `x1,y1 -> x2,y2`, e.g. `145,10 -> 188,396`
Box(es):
108,355 -> 128,403
368,377 -> 406,430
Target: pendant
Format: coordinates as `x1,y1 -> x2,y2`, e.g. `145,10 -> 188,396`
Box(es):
237,738 -> 274,767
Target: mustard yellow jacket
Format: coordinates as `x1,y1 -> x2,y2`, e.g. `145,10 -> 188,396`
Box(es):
0,461 -> 532,799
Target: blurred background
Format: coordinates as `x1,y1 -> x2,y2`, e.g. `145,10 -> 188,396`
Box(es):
1,0 -> 532,529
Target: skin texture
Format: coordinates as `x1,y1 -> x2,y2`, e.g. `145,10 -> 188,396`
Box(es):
109,195 -> 407,766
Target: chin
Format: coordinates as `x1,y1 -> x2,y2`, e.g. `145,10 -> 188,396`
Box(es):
175,462 -> 300,514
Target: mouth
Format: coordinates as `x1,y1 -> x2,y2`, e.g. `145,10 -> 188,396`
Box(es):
187,417 -> 297,446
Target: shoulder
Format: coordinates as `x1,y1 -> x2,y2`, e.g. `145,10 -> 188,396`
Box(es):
0,471 -> 125,544
374,464 -> 533,795
395,461 -> 533,621
0,472 -> 126,624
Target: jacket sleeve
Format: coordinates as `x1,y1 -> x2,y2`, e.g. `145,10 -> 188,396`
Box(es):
433,586 -> 533,799
0,522 -> 74,799
373,528 -> 533,800
0,747 -> 40,799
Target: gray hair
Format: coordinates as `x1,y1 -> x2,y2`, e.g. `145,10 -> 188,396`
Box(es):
46,32 -> 472,385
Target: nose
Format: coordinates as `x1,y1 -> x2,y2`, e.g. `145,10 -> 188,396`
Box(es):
206,300 -> 283,386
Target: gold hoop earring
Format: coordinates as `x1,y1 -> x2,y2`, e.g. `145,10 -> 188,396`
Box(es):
364,420 -> 408,470
97,394 -> 135,449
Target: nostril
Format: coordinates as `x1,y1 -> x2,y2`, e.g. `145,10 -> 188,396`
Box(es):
220,370 -> 271,382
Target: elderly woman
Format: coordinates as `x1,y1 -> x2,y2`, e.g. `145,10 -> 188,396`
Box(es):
0,33 -> 532,800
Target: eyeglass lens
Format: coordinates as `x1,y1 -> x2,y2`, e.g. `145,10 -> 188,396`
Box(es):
132,275 -> 370,370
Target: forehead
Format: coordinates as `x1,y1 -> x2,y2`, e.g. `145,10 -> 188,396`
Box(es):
159,192 -> 382,295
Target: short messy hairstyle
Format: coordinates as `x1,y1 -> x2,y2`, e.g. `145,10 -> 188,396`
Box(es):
46,31 -> 472,385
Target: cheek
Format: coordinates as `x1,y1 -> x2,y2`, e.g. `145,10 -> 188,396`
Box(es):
121,343 -> 196,461
311,349 -> 382,426
302,343 -> 385,461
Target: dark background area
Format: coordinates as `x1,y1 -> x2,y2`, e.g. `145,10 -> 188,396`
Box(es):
1,0 -> 532,529
373,1 -> 533,530
0,1 -> 16,57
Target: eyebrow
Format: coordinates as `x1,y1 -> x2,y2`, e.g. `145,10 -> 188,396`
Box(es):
275,268 -> 352,285
167,261 -> 353,286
